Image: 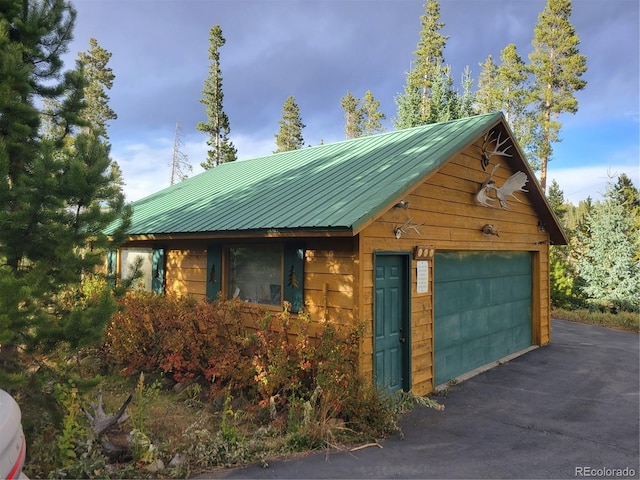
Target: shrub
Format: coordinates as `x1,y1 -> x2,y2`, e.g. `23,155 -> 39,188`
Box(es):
105,292 -> 256,393
104,292 -> 435,452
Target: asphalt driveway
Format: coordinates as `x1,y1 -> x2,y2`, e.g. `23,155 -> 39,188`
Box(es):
205,319 -> 639,479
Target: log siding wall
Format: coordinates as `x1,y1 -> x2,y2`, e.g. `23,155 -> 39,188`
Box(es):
359,141 -> 551,395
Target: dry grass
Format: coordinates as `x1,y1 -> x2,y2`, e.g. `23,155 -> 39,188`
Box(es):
552,308 -> 639,333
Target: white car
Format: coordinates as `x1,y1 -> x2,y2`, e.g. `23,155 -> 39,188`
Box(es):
0,389 -> 27,479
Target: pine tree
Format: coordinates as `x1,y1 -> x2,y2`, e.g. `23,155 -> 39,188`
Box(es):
529,0 -> 587,191
497,45 -> 537,162
574,181 -> 640,312
476,54 -> 500,114
77,37 -> 117,140
341,90 -> 386,139
395,0 -> 448,127
341,91 -> 362,140
274,96 -> 305,153
456,66 -> 476,118
547,180 -> 576,307
197,25 -> 237,169
360,90 -> 386,136
0,0 -> 130,374
393,83 -> 423,129
613,173 -> 640,260
477,45 -> 538,169
547,179 -> 568,223
427,64 -> 457,123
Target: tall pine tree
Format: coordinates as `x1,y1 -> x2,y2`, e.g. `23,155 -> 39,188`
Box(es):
274,96 -> 305,153
394,0 -> 448,127
0,0 -> 130,374
529,0 -> 587,191
77,38 -> 117,140
197,25 -> 237,169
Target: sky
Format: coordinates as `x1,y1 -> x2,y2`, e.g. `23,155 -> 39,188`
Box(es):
63,0 -> 639,205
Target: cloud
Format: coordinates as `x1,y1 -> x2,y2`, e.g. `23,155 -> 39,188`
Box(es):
65,0 -> 638,207
547,164 -> 640,205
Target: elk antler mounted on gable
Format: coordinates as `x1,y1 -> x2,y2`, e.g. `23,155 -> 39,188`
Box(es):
476,164 -> 529,210
480,130 -> 513,170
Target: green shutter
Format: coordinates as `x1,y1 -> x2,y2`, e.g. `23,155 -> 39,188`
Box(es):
284,244 -> 304,312
152,248 -> 166,294
206,244 -> 222,301
107,250 -> 117,288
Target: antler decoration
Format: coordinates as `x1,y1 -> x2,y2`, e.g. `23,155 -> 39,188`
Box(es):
480,130 -> 513,170
476,164 -> 529,210
394,217 -> 423,239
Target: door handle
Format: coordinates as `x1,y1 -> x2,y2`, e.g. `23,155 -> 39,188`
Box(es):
400,337 -> 406,343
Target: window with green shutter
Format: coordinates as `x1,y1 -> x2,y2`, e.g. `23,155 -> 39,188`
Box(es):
119,247 -> 166,293
216,243 -> 304,311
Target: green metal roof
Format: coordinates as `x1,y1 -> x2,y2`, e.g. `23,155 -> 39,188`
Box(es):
116,112 -> 504,236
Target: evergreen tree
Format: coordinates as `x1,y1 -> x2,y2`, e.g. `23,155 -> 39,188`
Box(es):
613,173 -> 640,260
395,0 -> 448,126
0,0 -> 130,373
476,54 -> 500,114
274,96 -> 305,153
341,91 -> 362,140
497,44 -> 538,166
456,66 -> 476,118
574,182 -> 640,312
77,37 -> 117,140
529,0 -> 587,191
565,197 -> 593,233
360,90 -> 386,136
197,25 -> 237,169
393,82 -> 423,129
477,45 -> 538,169
547,179 -> 568,223
547,180 -> 576,307
427,64 -> 457,123
341,90 -> 386,139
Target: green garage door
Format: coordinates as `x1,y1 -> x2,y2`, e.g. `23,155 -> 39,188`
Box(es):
434,251 -> 532,386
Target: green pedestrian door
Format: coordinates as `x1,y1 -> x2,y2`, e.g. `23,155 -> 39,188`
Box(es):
434,251 -> 532,387
374,254 -> 410,393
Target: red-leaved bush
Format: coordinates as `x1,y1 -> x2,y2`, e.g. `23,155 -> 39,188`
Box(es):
105,291 -> 362,406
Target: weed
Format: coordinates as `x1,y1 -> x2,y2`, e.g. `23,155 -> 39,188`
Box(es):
552,308 -> 639,333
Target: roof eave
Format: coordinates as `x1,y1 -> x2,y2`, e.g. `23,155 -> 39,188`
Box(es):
123,226 -> 355,243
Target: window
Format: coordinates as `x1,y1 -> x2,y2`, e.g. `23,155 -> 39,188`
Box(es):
119,247 -> 165,293
207,243 -> 304,311
228,246 -> 282,306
